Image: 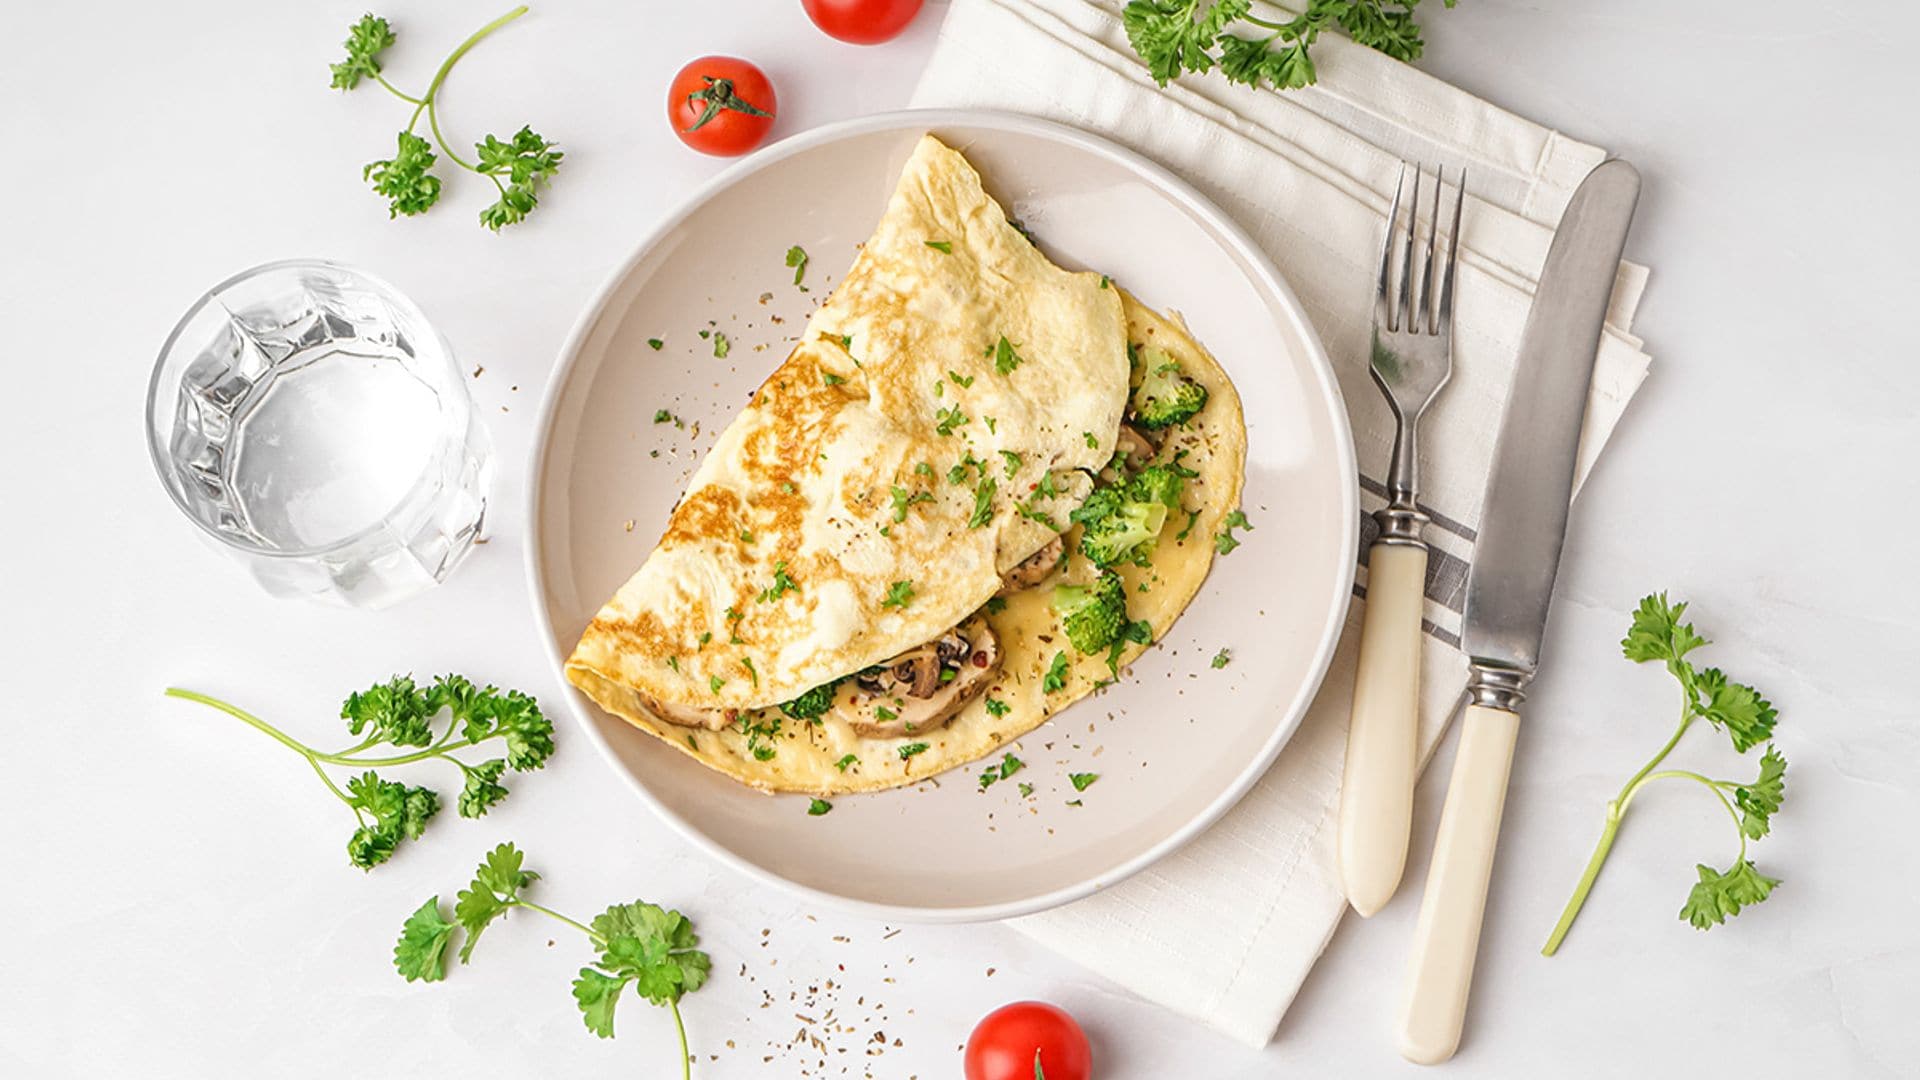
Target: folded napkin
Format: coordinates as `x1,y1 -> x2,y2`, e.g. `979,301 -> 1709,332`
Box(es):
911,0 -> 1655,1047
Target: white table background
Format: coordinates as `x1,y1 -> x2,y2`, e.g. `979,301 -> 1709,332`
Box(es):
4,1 -> 1915,1076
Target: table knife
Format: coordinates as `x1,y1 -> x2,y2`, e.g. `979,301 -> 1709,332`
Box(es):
1396,159 -> 1641,1065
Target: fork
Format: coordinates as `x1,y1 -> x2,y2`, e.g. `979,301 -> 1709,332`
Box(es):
1338,163 -> 1466,917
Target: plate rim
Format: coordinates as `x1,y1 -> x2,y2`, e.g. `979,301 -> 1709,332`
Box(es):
524,107 -> 1358,923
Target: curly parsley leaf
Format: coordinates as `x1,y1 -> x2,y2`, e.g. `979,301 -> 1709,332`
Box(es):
330,13 -> 396,90
1123,0 -> 1451,91
331,9 -> 559,229
166,675 -> 553,870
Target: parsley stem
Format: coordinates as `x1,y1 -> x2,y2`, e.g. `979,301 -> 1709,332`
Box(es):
671,999 -> 691,1080
313,738 -> 478,767
164,687 -> 360,811
514,899 -> 602,943
373,73 -> 423,105
415,5 -> 528,174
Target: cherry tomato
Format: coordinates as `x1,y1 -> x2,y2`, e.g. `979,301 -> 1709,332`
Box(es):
802,0 -> 925,45
964,1001 -> 1092,1080
667,56 -> 777,157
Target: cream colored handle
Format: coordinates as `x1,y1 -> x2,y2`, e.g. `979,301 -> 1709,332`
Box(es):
1338,542 -> 1428,917
1398,703 -> 1521,1065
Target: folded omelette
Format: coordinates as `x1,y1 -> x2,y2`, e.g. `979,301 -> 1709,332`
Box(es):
568,134 -> 1247,795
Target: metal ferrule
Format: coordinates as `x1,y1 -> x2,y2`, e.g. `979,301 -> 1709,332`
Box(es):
1372,504 -> 1430,548
1465,661 -> 1531,712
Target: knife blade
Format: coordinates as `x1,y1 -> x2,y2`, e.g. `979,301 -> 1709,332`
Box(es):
1461,159 -> 1642,674
1397,159 -> 1640,1066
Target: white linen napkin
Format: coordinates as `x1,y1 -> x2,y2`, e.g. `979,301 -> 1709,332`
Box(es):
911,0 -> 1655,1047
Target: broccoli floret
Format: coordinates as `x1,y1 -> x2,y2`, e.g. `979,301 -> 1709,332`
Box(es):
1129,347 -> 1209,429
779,678 -> 842,722
1069,465 -> 1188,567
1069,486 -> 1169,567
1130,463 -> 1186,509
1051,570 -> 1130,653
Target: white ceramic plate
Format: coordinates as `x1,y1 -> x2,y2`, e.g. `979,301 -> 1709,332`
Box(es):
527,110 -> 1356,922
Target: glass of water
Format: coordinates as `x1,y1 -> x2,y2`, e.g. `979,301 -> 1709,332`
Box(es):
146,259 -> 492,609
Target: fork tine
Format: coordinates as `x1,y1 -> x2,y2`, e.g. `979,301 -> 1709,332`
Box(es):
1375,163 -> 1407,328
1418,166 -> 1441,334
1437,167 -> 1467,334
1397,163 -> 1422,333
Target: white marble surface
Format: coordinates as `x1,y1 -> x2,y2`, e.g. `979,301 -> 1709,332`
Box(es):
3,1 -> 1915,1076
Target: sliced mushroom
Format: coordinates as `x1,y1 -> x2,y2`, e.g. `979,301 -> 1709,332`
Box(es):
894,646 -> 945,698
638,693 -> 736,731
996,535 -> 1065,596
1114,423 -> 1157,470
836,617 -> 1002,738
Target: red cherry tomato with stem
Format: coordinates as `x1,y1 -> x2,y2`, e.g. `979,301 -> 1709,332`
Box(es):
964,1001 -> 1092,1080
802,0 -> 925,45
667,56 -> 776,157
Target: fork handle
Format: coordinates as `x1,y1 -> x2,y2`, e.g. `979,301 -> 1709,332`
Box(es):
1338,541 -> 1427,917
1397,702 -> 1521,1065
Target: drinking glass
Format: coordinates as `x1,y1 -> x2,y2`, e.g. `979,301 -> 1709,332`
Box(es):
146,259 -> 492,609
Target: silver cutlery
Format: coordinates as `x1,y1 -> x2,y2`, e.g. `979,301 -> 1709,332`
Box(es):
1339,163 -> 1466,918
1397,159 -> 1641,1064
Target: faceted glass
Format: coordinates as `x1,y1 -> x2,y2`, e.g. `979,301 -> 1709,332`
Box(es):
146,259 -> 491,608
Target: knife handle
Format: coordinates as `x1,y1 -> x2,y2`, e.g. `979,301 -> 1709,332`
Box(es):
1338,541 -> 1427,916
1398,703 -> 1520,1065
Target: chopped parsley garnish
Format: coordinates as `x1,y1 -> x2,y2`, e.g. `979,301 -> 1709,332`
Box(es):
925,239 -> 953,254
890,485 -> 933,522
898,742 -> 929,760
1177,509 -> 1201,541
1084,431 -> 1098,448
993,336 -> 1023,375
653,409 -> 677,425
708,675 -> 725,693
984,416 -> 997,434
840,333 -> 853,350
822,371 -> 845,386
948,370 -> 975,388
934,381 -> 943,398
698,329 -> 709,339
806,797 -> 832,816
948,455 -> 980,484
781,481 -> 797,494
1099,274 -> 1110,289
874,706 -> 898,722
915,461 -> 934,477
1042,652 -> 1070,693
1018,782 -> 1034,797
1037,471 -> 1060,498
712,332 -> 730,359
739,528 -> 755,543
998,450 -> 1024,477
697,631 -> 712,646
647,337 -> 664,350
833,753 -> 858,772
785,244 -> 808,285
935,405 -> 970,436
881,580 -> 915,609
741,656 -> 759,688
1106,619 -> 1154,674
1069,772 -> 1099,791
1215,509 -> 1254,554
665,656 -> 679,672
969,476 -> 998,529
984,697 -> 1010,717
985,596 -> 1009,615
1015,499 -> 1061,531
756,560 -> 798,603
1212,648 -> 1232,669
977,752 -> 1026,791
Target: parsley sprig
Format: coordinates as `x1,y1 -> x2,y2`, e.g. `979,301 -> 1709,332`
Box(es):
331,8 -> 563,230
1542,594 -> 1787,954
395,843 -> 710,1079
1123,0 -> 1452,91
165,675 -> 554,869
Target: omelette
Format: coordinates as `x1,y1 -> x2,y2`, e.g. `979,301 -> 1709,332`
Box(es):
567,135 -> 1247,795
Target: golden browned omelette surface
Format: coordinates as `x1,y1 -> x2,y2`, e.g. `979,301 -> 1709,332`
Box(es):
575,288 -> 1248,796
567,134 -> 1130,718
